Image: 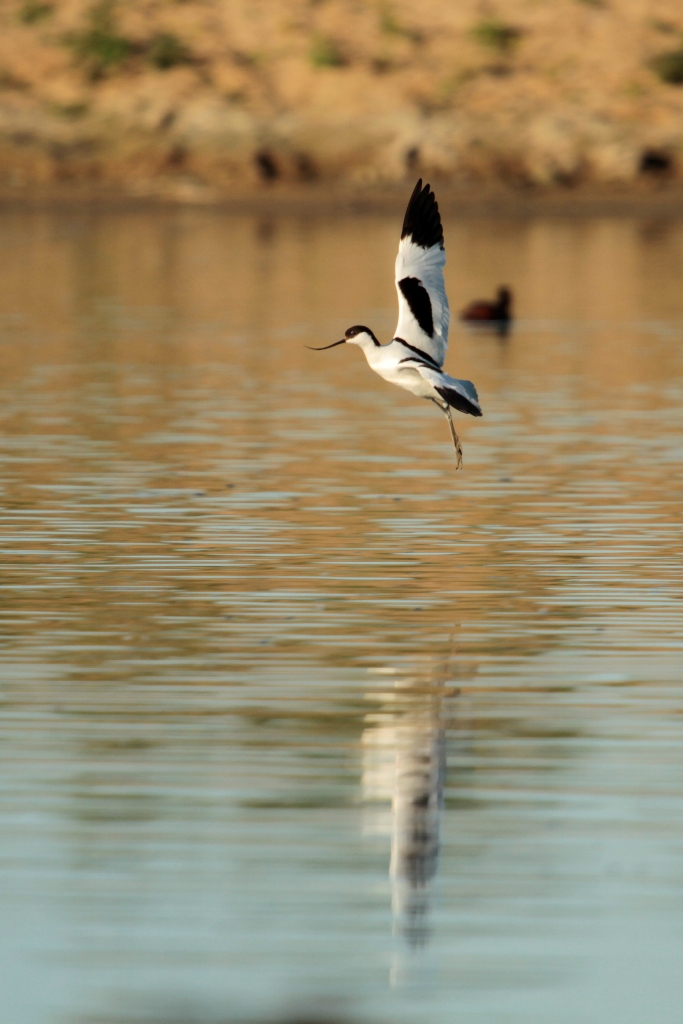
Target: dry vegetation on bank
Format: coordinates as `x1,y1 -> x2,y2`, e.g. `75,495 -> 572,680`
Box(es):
2,0 -> 683,199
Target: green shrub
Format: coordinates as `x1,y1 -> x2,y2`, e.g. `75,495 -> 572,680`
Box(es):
379,8 -> 422,43
146,33 -> 191,70
50,102 -> 89,119
650,48 -> 683,84
64,3 -> 133,79
470,18 -> 522,54
309,35 -> 345,68
19,1 -> 53,24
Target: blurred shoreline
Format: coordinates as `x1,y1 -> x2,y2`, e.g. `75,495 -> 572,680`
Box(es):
3,179 -> 683,217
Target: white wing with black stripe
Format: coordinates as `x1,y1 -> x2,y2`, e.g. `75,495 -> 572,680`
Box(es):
394,180 -> 449,369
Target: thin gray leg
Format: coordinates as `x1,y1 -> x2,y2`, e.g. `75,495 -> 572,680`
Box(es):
429,398 -> 463,469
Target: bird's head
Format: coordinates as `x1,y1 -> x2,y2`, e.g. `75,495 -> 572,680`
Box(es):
307,325 -> 379,351
342,325 -> 378,347
497,287 -> 512,313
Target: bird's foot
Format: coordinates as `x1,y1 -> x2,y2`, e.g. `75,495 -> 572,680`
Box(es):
453,436 -> 463,470
433,398 -> 464,469
444,409 -> 463,469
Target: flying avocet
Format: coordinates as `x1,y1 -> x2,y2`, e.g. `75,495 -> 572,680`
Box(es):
308,179 -> 482,468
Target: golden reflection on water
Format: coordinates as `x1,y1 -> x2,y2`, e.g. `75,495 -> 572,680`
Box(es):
0,209 -> 683,1024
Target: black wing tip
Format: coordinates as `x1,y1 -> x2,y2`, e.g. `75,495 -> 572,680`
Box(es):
401,179 -> 444,250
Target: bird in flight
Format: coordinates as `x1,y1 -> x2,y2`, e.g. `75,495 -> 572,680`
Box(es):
308,179 -> 482,468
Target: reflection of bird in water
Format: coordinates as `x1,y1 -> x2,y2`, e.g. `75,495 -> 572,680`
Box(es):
389,692 -> 446,947
89,1009 -> 350,1024
362,670 -> 456,949
307,179 -> 482,469
460,286 -> 513,336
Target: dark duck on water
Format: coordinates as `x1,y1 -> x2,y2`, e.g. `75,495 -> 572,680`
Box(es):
460,286 -> 513,335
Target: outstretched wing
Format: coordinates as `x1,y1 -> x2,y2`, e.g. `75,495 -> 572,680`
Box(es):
394,180 -> 449,369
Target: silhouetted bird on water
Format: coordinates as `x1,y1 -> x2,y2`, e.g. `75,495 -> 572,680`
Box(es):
461,286 -> 513,335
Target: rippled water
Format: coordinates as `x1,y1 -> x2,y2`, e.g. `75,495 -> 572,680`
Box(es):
1,209 -> 682,1024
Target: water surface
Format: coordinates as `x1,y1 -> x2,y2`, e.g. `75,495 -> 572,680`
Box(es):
1,208 -> 682,1024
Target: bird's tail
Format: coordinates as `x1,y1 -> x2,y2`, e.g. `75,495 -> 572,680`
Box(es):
435,381 -> 482,418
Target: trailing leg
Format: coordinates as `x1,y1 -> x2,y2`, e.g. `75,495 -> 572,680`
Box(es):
443,404 -> 463,469
429,398 -> 463,469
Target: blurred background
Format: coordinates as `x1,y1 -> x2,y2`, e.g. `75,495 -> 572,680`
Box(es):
1,0 -> 683,200
2,6 -> 683,1024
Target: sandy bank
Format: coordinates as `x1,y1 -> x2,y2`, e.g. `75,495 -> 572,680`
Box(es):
4,0 -> 683,204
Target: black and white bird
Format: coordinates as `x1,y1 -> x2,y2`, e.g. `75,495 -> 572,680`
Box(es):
308,179 -> 482,468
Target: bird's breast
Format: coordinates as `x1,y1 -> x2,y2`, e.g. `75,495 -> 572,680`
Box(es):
369,359 -> 432,398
